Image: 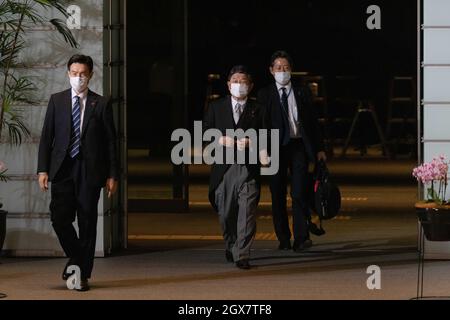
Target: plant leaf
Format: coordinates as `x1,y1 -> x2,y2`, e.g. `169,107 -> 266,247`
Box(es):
49,18 -> 78,48
427,187 -> 441,203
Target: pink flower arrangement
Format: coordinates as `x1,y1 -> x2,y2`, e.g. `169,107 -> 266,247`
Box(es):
413,155 -> 449,204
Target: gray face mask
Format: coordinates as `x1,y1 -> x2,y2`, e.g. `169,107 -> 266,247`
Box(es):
274,71 -> 291,86
69,76 -> 89,93
230,83 -> 249,98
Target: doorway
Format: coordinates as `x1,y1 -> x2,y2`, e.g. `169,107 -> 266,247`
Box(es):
126,0 -> 189,213
124,0 -> 418,248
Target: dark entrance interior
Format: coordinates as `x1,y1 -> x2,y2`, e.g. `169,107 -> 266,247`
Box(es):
126,0 -> 417,217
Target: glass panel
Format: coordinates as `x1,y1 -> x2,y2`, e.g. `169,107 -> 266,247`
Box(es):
424,142 -> 450,162
424,29 -> 450,64
424,0 -> 450,26
423,105 -> 450,140
126,0 -> 187,210
424,68 -> 450,101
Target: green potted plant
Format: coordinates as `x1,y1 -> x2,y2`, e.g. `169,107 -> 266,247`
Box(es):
0,0 -> 77,253
0,161 -> 8,253
413,155 -> 450,241
1,0 -> 78,143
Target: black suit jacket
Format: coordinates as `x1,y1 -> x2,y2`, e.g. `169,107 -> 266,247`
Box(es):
257,83 -> 324,161
203,96 -> 264,211
37,89 -> 119,187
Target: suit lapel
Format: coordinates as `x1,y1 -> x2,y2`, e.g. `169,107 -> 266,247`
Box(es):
81,90 -> 97,138
224,96 -> 236,129
63,89 -> 72,133
271,84 -> 282,111
236,100 -> 251,128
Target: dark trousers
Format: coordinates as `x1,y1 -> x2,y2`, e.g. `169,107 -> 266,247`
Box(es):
50,155 -> 101,279
269,138 -> 310,243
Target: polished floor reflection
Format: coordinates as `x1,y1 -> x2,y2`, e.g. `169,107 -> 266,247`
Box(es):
0,149 -> 431,300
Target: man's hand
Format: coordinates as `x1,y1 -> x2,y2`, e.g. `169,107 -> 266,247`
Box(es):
236,138 -> 251,151
317,151 -> 327,162
259,149 -> 270,167
38,173 -> 49,192
106,178 -> 118,198
219,136 -> 235,148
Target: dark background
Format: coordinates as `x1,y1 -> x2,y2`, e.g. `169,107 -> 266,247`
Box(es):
127,0 -> 417,153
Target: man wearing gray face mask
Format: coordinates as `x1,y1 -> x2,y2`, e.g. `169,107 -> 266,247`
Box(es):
203,65 -> 267,270
257,50 -> 326,252
37,54 -> 118,291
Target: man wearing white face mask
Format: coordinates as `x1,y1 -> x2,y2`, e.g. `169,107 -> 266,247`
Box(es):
37,54 -> 118,291
203,65 -> 265,270
257,51 -> 326,253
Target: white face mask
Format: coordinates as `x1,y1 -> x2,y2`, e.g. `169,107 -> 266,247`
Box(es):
230,83 -> 249,99
69,76 -> 89,93
274,71 -> 291,86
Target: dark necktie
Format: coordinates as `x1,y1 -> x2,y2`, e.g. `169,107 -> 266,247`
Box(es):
69,96 -> 81,158
280,87 -> 290,145
281,87 -> 289,114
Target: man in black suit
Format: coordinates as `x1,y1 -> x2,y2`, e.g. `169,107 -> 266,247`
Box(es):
37,54 -> 118,291
257,50 -> 326,252
203,65 -> 265,270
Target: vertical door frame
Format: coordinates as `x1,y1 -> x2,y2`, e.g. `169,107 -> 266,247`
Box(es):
103,0 -> 128,250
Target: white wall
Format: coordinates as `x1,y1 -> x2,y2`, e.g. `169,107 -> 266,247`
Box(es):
421,0 -> 450,259
0,0 -> 110,257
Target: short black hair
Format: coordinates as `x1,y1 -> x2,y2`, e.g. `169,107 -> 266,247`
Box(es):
227,65 -> 253,82
270,50 -> 293,68
67,54 -> 94,73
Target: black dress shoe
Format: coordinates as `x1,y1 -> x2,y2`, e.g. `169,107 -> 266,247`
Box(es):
278,241 -> 292,250
309,222 -> 326,236
76,279 -> 90,292
225,250 -> 234,263
293,239 -> 313,252
235,259 -> 251,270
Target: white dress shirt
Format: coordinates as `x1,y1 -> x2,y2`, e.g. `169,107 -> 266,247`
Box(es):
72,88 -> 88,135
276,82 -> 301,138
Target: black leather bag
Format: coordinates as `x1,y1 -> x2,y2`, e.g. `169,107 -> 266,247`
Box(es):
313,160 -> 341,220
306,160 -> 341,235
